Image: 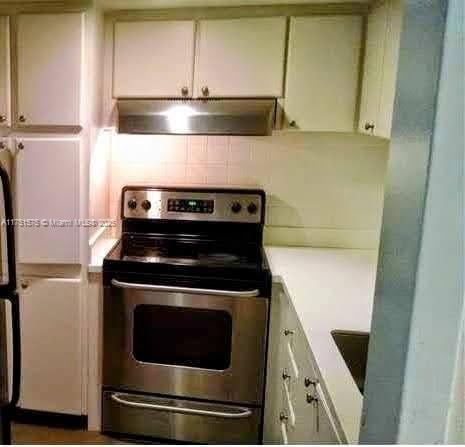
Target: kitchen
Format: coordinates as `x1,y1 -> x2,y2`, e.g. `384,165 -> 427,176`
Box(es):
0,0 -> 463,444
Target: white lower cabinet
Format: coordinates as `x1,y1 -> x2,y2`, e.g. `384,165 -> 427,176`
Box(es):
18,277 -> 83,415
264,284 -> 341,444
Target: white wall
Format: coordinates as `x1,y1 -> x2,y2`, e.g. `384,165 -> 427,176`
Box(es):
109,132 -> 389,248
86,6 -> 110,241
394,0 -> 463,442
446,321 -> 464,443
89,129 -> 111,226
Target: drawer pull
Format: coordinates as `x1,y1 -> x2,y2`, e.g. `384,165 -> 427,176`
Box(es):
284,328 -> 294,336
279,411 -> 288,422
282,370 -> 291,381
304,377 -> 317,388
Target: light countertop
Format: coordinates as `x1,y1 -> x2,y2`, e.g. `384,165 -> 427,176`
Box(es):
88,237 -> 118,273
88,240 -> 377,443
264,246 -> 378,444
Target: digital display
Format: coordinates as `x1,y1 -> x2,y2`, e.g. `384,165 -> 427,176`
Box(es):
167,199 -> 214,214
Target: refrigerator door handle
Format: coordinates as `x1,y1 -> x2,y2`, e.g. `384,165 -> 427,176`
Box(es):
0,164 -> 20,410
1,293 -> 20,409
0,164 -> 16,293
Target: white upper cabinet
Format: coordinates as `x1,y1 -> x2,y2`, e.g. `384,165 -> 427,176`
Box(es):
194,17 -> 286,98
358,3 -> 388,136
284,16 -> 362,131
113,20 -> 195,98
377,0 -> 403,138
359,0 -> 403,138
16,13 -> 83,126
0,17 -> 10,127
15,138 -> 80,264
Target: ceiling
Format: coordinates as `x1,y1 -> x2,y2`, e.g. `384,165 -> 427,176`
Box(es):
0,0 -> 373,10
95,0 -> 371,9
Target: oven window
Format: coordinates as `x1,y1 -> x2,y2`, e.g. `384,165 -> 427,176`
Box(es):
133,305 -> 232,370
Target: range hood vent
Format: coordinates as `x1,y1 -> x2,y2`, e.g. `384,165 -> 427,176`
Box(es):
117,99 -> 276,136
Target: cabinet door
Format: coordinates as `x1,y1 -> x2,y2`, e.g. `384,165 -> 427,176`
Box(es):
0,17 -> 9,127
284,16 -> 362,132
113,20 -> 195,98
377,0 -> 403,138
16,13 -> 83,126
194,17 -> 286,98
19,277 -> 83,414
289,382 -> 340,444
358,1 -> 389,135
15,138 -> 80,264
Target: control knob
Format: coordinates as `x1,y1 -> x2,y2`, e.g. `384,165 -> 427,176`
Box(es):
247,202 -> 258,214
231,202 -> 242,213
141,199 -> 151,211
127,198 -> 137,210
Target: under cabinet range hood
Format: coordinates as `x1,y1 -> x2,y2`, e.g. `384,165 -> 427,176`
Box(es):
117,99 -> 276,136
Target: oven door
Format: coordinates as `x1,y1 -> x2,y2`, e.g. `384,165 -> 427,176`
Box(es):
103,278 -> 269,405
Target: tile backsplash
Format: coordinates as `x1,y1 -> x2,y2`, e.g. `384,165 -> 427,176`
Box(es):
109,132 -> 389,249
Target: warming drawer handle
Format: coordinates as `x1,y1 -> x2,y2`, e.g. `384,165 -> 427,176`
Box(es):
110,393 -> 253,419
110,279 -> 260,298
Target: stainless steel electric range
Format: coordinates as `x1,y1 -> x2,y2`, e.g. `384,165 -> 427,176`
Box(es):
102,186 -> 271,444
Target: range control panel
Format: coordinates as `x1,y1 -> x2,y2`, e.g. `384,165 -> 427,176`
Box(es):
122,187 -> 264,224
167,199 -> 214,214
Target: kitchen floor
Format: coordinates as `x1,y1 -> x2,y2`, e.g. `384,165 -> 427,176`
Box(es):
12,423 -> 127,444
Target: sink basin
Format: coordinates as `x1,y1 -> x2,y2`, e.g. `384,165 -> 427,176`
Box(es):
331,330 -> 369,394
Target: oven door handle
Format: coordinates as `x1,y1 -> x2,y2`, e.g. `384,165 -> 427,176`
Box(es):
111,393 -> 253,419
110,279 -> 260,298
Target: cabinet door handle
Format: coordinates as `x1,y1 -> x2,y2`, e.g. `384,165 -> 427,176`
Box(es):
364,121 -> 375,131
284,328 -> 294,336
282,370 -> 291,381
279,411 -> 288,422
181,86 -> 189,97
201,86 -> 209,97
306,392 -> 319,404
18,115 -> 26,123
17,142 -> 24,151
0,115 -> 6,123
289,120 -> 297,128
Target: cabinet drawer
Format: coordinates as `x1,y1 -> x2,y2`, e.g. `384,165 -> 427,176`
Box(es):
282,299 -> 318,388
282,337 -> 299,395
281,374 -> 296,429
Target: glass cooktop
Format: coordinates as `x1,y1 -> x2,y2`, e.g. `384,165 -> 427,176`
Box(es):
105,234 -> 266,272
